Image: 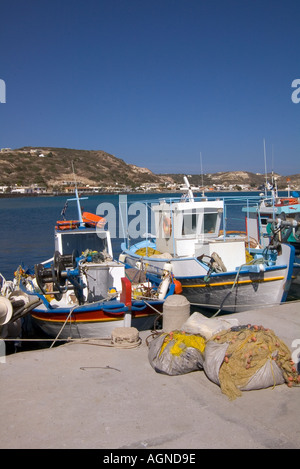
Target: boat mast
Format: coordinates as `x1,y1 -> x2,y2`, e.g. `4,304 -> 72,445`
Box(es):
271,144 -> 278,198
286,178 -> 291,197
200,152 -> 205,196
263,138 -> 268,197
66,161 -> 88,228
183,176 -> 194,202
72,161 -> 84,226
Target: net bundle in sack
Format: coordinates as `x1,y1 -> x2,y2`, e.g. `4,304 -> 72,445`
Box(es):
148,330 -> 206,376
204,324 -> 300,400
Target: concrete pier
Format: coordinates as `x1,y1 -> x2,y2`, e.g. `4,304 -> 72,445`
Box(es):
0,301 -> 300,449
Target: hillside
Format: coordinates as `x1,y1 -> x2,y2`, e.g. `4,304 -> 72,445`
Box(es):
0,147 -> 170,188
160,171 -> 300,190
0,146 -> 299,191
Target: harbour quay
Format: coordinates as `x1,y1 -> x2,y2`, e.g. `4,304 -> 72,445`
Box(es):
0,301 -> 299,450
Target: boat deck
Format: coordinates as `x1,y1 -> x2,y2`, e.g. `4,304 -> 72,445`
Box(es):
0,301 -> 300,450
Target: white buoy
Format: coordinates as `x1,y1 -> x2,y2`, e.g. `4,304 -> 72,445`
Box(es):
157,263 -> 173,300
162,295 -> 190,333
0,297 -> 13,326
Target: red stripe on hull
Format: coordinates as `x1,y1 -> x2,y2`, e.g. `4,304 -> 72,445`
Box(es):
31,305 -> 160,324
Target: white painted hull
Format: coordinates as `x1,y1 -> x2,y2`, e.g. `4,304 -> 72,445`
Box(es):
30,314 -> 156,339
122,244 -> 295,314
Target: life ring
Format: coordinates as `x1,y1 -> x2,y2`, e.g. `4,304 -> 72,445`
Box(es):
163,216 -> 172,237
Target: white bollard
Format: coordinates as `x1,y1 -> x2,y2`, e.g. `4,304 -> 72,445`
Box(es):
162,295 -> 190,333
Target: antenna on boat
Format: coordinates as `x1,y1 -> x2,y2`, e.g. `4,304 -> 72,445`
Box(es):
200,152 -> 205,196
263,138 -> 269,196
286,177 -> 291,197
271,144 -> 274,185
271,144 -> 278,198
69,160 -> 87,227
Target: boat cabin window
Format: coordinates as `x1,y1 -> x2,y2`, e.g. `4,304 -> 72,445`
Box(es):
203,213 -> 218,234
260,217 -> 269,226
180,210 -> 219,236
182,212 -> 198,235
60,232 -> 108,255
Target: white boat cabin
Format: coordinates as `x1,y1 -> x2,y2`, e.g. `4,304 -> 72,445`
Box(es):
55,227 -> 114,258
152,198 -> 246,271
54,227 -> 124,302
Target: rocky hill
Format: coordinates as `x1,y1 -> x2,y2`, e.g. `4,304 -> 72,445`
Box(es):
0,146 -> 299,190
0,147 -> 171,188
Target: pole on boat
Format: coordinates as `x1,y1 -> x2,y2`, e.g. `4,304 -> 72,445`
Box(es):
263,138 -> 268,197
200,152 -> 205,197
183,176 -> 194,202
71,161 -> 84,227
75,186 -> 84,227
66,161 -> 89,228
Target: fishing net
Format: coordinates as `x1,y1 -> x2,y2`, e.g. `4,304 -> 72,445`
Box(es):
148,331 -> 206,376
135,247 -> 161,256
204,325 -> 300,400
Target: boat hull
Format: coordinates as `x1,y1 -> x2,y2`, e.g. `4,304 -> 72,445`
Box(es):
177,267 -> 290,313
121,243 -> 295,314
289,257 -> 300,301
29,303 -> 161,339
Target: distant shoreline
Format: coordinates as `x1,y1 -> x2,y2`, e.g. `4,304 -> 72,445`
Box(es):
0,191 -> 125,198
0,188 -> 293,199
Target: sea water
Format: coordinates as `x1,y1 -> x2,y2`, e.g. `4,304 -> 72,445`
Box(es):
0,192 -> 163,280
0,190 -> 286,281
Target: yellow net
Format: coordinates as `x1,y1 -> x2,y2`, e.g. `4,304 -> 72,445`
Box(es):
160,331 -> 206,357
135,247 -> 161,257
210,325 -> 300,400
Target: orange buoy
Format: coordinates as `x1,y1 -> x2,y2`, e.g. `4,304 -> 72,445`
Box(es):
173,278 -> 183,294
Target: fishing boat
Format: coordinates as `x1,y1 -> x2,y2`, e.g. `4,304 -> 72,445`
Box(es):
257,188 -> 300,254
119,177 -> 295,315
257,140 -> 300,253
243,181 -> 300,300
2,186 -> 175,341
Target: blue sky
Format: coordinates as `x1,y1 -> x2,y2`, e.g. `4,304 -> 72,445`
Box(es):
0,0 -> 299,175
